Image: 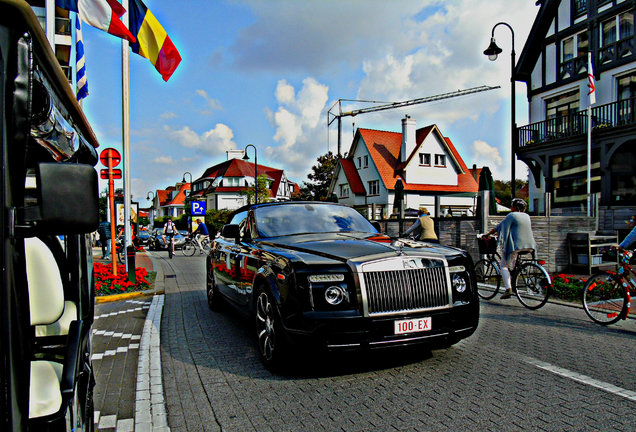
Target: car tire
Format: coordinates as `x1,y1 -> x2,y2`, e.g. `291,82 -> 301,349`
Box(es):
206,262 -> 223,311
254,286 -> 287,370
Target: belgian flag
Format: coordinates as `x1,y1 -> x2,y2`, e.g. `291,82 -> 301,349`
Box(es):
128,0 -> 181,81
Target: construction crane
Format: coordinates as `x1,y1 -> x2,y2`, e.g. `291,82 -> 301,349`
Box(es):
327,85 -> 500,155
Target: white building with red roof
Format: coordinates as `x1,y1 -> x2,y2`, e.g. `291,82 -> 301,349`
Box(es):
190,150 -> 299,210
329,116 -> 480,218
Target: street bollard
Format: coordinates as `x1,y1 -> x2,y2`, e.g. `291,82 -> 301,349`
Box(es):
127,245 -> 136,283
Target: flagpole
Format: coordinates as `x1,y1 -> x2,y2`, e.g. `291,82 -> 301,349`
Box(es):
586,52 -> 595,218
122,0 -> 132,274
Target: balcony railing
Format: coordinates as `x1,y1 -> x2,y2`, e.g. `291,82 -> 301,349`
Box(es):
518,96 -> 636,148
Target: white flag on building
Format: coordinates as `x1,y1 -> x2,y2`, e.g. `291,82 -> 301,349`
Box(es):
588,52 -> 596,106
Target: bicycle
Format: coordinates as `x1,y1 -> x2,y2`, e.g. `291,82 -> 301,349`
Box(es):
182,235 -> 211,256
474,234 -> 552,309
582,249 -> 635,325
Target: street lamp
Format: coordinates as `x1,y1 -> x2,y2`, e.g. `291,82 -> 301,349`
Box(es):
146,191 -> 155,227
182,171 -> 192,197
242,144 -> 258,204
484,22 -> 517,199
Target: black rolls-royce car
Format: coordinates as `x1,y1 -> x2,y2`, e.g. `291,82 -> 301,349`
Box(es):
207,201 -> 479,368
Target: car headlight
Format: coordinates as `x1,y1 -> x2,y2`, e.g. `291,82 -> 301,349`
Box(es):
324,286 -> 348,305
452,273 -> 467,293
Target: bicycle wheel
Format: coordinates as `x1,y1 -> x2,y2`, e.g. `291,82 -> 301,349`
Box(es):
582,272 -> 627,325
474,259 -> 501,300
182,240 -> 196,257
514,262 -> 550,309
117,247 -> 125,264
202,238 -> 211,254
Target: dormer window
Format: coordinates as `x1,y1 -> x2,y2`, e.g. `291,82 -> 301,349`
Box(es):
435,154 -> 446,167
363,155 -> 368,168
357,157 -> 362,168
419,153 -> 431,166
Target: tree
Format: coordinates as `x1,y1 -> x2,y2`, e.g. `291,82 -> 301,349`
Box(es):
493,179 -> 528,209
239,174 -> 271,204
295,151 -> 338,201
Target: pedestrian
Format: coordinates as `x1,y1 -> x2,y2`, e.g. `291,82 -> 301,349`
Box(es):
483,198 -> 536,299
97,219 -> 112,259
612,214 -> 636,251
191,220 -> 209,253
162,218 -> 177,257
404,207 -> 439,243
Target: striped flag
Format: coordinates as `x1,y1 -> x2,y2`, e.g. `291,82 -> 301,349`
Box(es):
56,0 -> 136,43
128,0 -> 181,81
588,52 -> 596,105
75,15 -> 89,101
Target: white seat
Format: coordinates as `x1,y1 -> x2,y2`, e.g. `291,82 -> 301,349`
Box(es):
29,361 -> 63,418
25,237 -> 68,420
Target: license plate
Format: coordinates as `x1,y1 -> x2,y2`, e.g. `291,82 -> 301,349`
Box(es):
394,317 -> 431,335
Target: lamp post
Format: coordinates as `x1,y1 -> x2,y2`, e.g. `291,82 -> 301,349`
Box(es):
146,191 -> 155,227
242,144 -> 258,204
484,22 -> 517,199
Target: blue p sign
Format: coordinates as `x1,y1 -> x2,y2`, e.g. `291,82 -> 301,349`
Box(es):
191,201 -> 206,216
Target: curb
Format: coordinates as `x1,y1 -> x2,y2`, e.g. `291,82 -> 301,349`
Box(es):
95,288 -> 165,303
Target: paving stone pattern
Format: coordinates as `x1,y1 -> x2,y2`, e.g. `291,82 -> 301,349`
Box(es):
155,252 -> 636,432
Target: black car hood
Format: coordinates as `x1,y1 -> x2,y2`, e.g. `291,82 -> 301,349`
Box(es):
259,232 -> 458,263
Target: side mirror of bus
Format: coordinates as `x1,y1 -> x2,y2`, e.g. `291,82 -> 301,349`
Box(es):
31,163 -> 99,234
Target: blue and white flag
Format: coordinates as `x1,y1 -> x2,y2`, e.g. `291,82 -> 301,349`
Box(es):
75,15 -> 88,101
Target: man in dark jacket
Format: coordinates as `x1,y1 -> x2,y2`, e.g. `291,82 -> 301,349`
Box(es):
98,219 -> 112,259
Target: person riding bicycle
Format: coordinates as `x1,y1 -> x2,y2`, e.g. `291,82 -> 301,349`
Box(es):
403,207 -> 439,243
612,214 -> 636,252
191,220 -> 209,254
483,198 -> 537,299
162,218 -> 177,258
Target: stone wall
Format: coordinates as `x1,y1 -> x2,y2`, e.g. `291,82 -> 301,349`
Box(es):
377,215 -> 599,273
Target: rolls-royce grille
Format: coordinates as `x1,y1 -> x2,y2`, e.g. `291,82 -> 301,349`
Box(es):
362,267 -> 450,315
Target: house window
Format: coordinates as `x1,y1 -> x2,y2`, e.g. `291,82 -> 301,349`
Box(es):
339,184 -> 350,198
357,157 -> 362,168
559,31 -> 588,79
600,12 -> 633,64
368,180 -> 379,196
224,177 -> 241,187
363,155 -> 368,168
617,74 -> 636,124
573,0 -> 587,17
435,154 -> 446,167
419,153 -> 431,166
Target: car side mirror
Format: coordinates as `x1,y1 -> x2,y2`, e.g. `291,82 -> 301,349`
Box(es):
24,163 -> 99,234
221,224 -> 241,243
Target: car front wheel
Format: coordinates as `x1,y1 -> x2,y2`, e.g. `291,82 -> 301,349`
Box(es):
206,263 -> 223,311
255,287 -> 286,370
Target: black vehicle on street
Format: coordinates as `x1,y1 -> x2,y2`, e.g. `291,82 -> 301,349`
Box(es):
207,201 -> 479,369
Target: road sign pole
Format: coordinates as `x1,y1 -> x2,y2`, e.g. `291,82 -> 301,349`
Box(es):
108,155 -> 118,275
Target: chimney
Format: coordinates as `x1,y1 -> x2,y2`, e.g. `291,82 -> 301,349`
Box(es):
226,149 -> 246,160
400,115 -> 416,163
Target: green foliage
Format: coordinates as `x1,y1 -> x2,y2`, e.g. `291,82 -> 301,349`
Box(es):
295,151 -> 338,201
550,273 -> 587,301
493,179 -> 528,209
239,174 -> 271,204
206,209 -> 233,235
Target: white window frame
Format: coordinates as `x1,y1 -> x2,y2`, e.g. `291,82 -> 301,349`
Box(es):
367,180 -> 379,196
339,184 -> 350,198
363,155 -> 368,168
435,154 -> 446,167
419,153 -> 431,166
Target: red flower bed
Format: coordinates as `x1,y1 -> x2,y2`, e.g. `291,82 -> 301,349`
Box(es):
94,262 -> 151,296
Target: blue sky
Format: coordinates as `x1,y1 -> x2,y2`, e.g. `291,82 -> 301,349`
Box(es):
79,0 -> 539,207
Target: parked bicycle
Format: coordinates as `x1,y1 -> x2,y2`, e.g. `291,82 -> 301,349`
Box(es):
582,249 -> 635,325
474,234 -> 552,309
182,235 -> 211,256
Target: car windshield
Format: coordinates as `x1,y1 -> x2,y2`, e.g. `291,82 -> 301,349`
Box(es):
255,203 -> 377,237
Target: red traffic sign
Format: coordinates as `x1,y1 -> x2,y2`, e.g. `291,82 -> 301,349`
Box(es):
100,147 -> 121,167
100,168 -> 122,179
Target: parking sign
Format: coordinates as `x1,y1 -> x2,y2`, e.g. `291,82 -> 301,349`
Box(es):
190,200 -> 206,216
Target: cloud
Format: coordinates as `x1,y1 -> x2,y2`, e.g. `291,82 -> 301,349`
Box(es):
166,123 -> 237,155
265,78 -> 329,179
195,89 -> 223,115
154,156 -> 175,164
160,111 -> 178,119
